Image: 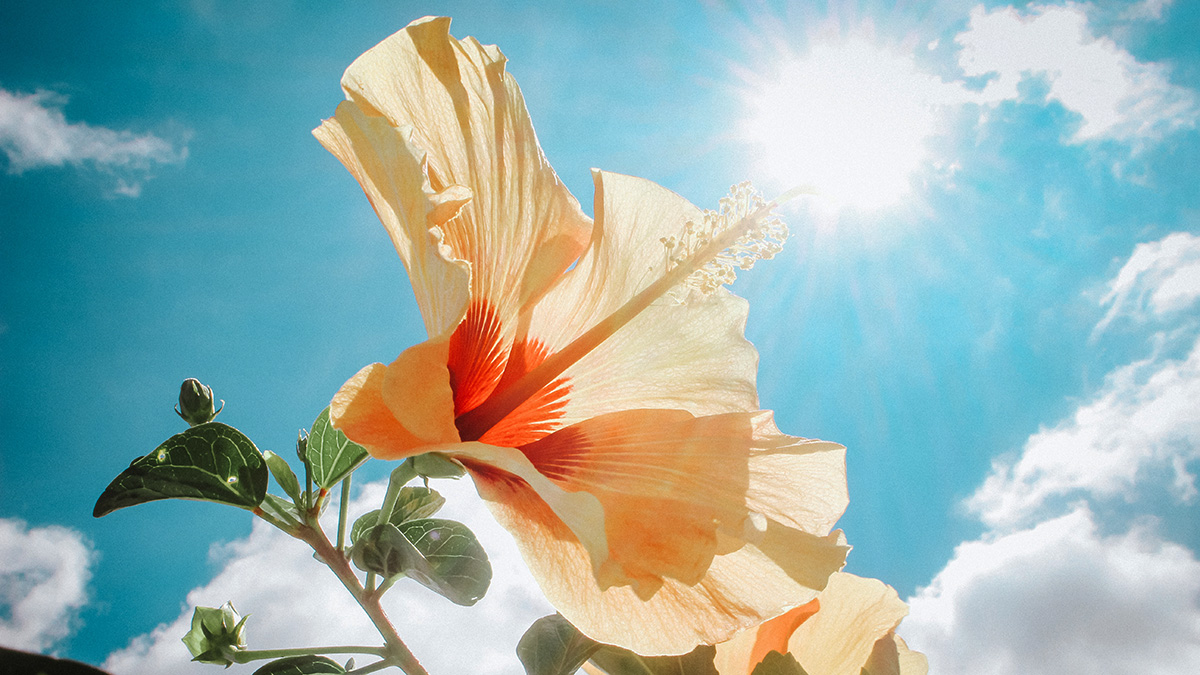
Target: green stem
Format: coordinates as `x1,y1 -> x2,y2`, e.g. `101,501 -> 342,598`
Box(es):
232,645 -> 386,664
348,660 -> 394,675
373,574 -> 400,598
337,474 -> 352,551
376,460 -> 417,527
295,520 -> 429,675
252,505 -> 297,533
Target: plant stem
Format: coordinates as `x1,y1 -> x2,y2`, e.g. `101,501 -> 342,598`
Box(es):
232,645 -> 386,664
252,505 -> 297,533
376,461 -> 417,527
295,520 -> 429,675
338,474 -> 352,550
348,659 -> 394,675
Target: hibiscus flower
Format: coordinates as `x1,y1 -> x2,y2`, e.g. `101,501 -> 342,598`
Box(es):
710,572 -> 928,675
314,16 -> 849,655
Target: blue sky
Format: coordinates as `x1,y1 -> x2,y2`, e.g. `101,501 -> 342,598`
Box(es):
2,1 -> 1199,673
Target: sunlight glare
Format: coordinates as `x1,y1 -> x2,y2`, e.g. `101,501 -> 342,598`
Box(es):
743,38 -> 953,210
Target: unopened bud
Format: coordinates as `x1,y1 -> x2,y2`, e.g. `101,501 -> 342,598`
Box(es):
296,429 -> 309,463
176,378 -> 222,426
181,601 -> 248,666
412,452 -> 465,479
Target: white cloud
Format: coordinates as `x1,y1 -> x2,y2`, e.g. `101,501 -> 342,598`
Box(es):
0,518 -> 95,654
909,232 -> 1200,673
968,232 -> 1200,528
967,332 -> 1200,527
954,3 -> 1197,143
1096,232 -> 1200,334
903,506 -> 1200,675
0,87 -> 187,196
103,477 -> 554,675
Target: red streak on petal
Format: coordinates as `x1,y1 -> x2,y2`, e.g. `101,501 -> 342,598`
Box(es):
447,300 -> 508,416
449,301 -> 571,447
519,424 -> 586,482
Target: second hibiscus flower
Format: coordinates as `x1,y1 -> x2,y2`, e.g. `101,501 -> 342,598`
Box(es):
314,15 -> 849,656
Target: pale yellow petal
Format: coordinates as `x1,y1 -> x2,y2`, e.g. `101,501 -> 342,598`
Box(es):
860,633 -> 928,675
712,599 -> 823,675
527,171 -> 759,426
746,413 -> 848,536
892,635 -> 928,675
451,444 -> 610,567
862,631 -> 902,675
521,409 -> 752,596
466,457 -> 849,655
313,100 -> 471,337
711,623 -> 757,675
789,573 -> 910,675
517,409 -> 846,598
338,16 -> 592,328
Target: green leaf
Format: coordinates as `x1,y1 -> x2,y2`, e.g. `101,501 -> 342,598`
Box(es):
349,523 -> 416,578
94,423 -> 268,517
251,655 -> 346,675
263,451 -> 301,504
750,651 -> 809,675
349,517 -> 492,606
260,493 -> 302,525
400,518 -> 492,606
349,487 -> 445,543
517,614 -> 602,675
307,407 -> 369,489
588,644 -> 719,675
394,485 -> 446,521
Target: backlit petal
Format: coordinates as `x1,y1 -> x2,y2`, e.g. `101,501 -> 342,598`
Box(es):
518,409 -> 846,597
891,635 -> 929,675
330,340 -> 460,460
711,600 -> 821,675
467,455 -> 849,655
329,363 -> 426,460
338,16 -> 592,334
313,100 -> 471,337
380,338 -> 460,445
787,573 -> 910,675
745,413 -> 848,536
526,171 -> 759,428
521,409 -> 753,596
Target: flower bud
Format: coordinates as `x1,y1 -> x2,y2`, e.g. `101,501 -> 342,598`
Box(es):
181,601 -> 248,666
412,452 -> 465,479
176,378 -> 222,426
296,429 -> 309,463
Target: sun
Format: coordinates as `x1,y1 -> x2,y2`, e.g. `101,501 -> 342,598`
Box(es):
741,37 -> 954,211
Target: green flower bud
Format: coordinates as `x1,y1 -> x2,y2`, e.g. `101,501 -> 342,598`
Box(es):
175,378 -> 223,426
295,429 -> 309,463
412,452 -> 465,479
181,601 -> 248,666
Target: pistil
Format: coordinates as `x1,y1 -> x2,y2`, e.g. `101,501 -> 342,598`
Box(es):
455,186 -> 799,440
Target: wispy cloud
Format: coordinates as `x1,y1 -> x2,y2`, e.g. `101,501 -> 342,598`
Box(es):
103,478 -> 553,675
0,87 -> 187,197
1123,0 -> 1174,22
0,518 -> 95,654
955,3 -> 1197,144
1096,232 -> 1200,335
